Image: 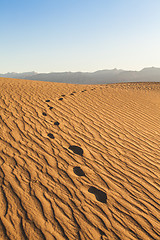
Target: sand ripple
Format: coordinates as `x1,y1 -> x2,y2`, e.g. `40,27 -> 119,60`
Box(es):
0,78 -> 160,239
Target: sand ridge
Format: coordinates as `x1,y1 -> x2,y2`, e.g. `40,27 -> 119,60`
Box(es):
0,78 -> 160,239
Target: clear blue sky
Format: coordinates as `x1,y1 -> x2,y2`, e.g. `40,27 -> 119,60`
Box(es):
0,0 -> 160,73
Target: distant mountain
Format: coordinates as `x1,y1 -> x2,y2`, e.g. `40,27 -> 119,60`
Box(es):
0,71 -> 37,79
0,67 -> 160,84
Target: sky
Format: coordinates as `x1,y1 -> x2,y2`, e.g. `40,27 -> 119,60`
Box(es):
0,0 -> 160,73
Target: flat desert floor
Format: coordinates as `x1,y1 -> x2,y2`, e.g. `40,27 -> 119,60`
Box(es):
0,78 -> 160,240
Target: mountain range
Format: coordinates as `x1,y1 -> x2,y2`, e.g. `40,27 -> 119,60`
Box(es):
1,67 -> 160,84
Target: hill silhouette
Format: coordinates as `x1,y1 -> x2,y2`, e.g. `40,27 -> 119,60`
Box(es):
0,67 -> 160,84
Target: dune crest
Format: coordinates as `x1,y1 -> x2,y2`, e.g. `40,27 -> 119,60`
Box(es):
0,78 -> 160,240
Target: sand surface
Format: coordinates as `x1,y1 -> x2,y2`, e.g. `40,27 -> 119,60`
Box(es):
0,78 -> 160,240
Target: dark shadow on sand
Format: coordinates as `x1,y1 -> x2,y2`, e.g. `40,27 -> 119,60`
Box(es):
88,186 -> 107,203
47,133 -> 55,139
73,167 -> 85,176
69,145 -> 83,156
54,121 -> 60,126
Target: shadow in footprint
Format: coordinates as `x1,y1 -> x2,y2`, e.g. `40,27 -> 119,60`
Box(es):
70,93 -> 74,95
58,98 -> 63,101
46,100 -> 50,102
49,106 -> 53,110
61,94 -> 65,97
54,121 -> 59,126
88,187 -> 107,203
98,229 -> 106,236
69,145 -> 83,156
42,112 -> 47,116
73,167 -> 85,176
47,133 -> 55,139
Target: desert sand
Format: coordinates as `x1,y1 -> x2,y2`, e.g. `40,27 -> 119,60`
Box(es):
0,77 -> 160,240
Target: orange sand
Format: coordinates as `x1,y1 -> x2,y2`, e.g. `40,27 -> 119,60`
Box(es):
0,78 -> 160,240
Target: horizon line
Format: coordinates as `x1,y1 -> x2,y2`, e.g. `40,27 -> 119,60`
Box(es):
0,66 -> 159,75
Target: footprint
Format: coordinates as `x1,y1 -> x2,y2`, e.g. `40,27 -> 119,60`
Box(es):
88,187 -> 107,203
61,94 -> 65,97
47,133 -> 55,139
46,100 -> 50,102
49,107 -> 53,110
69,145 -> 83,156
73,167 -> 85,176
70,93 -> 74,95
54,121 -> 59,126
58,98 -> 63,101
98,229 -> 106,236
42,112 -> 47,116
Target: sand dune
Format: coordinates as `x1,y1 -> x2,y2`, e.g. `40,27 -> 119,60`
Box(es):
0,77 -> 160,240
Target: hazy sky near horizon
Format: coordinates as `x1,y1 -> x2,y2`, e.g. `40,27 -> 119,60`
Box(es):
1,0 -> 160,73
